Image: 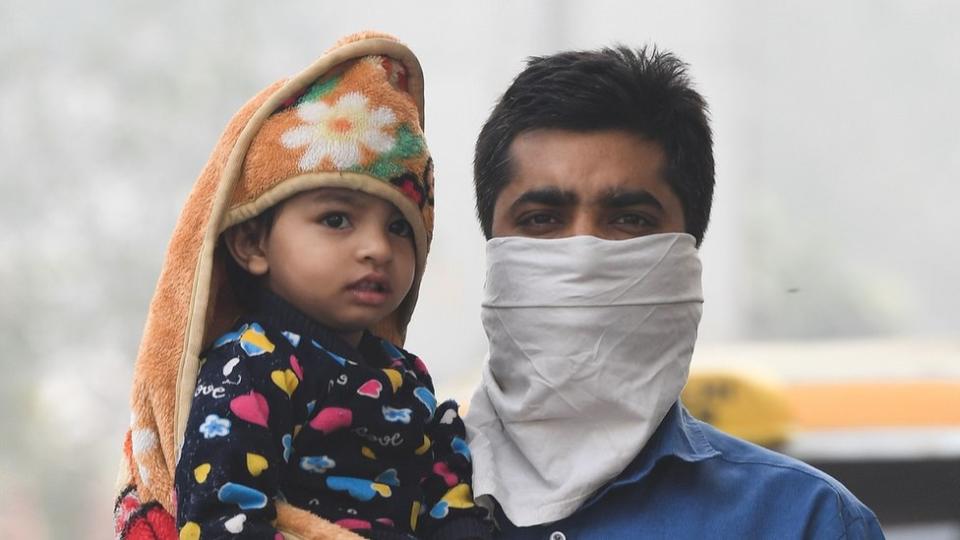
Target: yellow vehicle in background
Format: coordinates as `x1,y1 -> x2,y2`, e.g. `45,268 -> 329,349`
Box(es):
683,339 -> 960,535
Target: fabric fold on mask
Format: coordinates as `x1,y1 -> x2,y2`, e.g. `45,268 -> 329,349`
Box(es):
465,233 -> 703,527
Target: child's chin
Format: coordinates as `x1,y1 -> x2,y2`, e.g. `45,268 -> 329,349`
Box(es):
335,306 -> 398,329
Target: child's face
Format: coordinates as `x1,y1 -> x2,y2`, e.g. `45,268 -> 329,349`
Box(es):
256,188 -> 416,341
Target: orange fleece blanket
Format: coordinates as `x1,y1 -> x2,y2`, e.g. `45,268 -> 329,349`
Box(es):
114,32 -> 435,540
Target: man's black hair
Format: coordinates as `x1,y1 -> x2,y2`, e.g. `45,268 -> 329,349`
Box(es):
473,46 -> 715,245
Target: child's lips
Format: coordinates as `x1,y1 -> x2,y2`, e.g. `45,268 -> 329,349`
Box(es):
347,274 -> 392,305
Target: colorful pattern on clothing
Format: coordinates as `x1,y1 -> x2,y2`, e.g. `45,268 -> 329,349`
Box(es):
236,54 -> 435,215
114,486 -> 177,540
175,300 -> 488,539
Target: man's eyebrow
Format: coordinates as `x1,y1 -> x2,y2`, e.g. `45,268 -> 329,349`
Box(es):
598,189 -> 664,210
509,187 -> 578,211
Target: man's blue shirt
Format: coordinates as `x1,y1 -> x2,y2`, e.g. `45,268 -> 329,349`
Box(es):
491,402 -> 884,539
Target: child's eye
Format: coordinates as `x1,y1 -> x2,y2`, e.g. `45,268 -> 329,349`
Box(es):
389,218 -> 413,238
320,213 -> 351,229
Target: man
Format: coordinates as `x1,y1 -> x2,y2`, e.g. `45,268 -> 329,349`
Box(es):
464,46 -> 883,539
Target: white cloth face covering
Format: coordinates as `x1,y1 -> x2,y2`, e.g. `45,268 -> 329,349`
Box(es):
465,233 -> 704,527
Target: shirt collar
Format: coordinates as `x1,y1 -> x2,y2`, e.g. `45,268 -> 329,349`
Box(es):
580,400 -> 720,509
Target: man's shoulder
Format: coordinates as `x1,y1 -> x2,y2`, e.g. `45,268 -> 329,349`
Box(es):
696,416 -> 834,479
491,410 -> 884,539
653,405 -> 859,498
674,416 -> 882,536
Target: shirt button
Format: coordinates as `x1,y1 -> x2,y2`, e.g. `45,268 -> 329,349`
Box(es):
549,532 -> 566,540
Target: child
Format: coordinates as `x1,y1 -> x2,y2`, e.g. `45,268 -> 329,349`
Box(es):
114,32 -> 489,540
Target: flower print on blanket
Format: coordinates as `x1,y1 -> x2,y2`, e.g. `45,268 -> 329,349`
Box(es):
281,91 -> 397,170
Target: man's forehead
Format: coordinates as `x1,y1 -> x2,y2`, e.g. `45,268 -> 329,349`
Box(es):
509,129 -> 665,178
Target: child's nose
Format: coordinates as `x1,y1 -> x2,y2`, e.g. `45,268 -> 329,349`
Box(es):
357,227 -> 393,265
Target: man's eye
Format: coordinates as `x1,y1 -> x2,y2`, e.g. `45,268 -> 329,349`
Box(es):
612,214 -> 653,226
321,213 -> 351,229
519,213 -> 559,226
389,218 -> 413,238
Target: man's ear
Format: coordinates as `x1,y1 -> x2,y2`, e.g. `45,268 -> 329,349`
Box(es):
224,220 -> 270,276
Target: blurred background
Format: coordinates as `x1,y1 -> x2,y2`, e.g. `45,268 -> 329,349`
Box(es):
1,1 -> 958,538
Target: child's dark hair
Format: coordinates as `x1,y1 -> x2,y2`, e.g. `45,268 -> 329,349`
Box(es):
222,206 -> 278,310
473,45 -> 715,245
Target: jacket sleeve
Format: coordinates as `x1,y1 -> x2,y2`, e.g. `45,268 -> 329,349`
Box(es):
175,330 -> 301,539
416,398 -> 493,540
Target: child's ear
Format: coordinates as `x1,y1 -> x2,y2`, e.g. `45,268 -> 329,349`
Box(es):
224,220 -> 270,276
